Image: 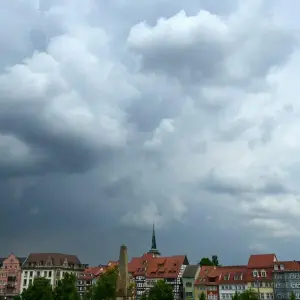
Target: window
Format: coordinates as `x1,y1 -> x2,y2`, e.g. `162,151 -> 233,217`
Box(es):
186,282 -> 193,287
261,270 -> 266,277
274,265 -> 278,270
23,279 -> 27,286
49,271 -> 52,277
186,292 -> 193,297
253,270 -> 258,277
37,271 -> 40,277
280,264 -> 284,270
29,271 -> 33,277
29,279 -> 32,285
260,294 -> 264,299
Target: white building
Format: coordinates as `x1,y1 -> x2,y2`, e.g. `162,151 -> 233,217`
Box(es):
219,269 -> 247,300
20,253 -> 87,293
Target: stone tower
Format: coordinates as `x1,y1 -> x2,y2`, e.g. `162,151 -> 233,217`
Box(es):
148,223 -> 161,257
116,244 -> 130,300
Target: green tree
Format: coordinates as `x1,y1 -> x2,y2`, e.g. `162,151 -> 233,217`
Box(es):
142,280 -> 173,300
211,255 -> 219,266
13,296 -> 22,300
291,292 -> 296,300
91,266 -> 118,300
200,292 -> 206,300
21,277 -> 54,300
239,289 -> 259,300
199,257 -> 214,267
232,292 -> 239,300
54,272 -> 80,300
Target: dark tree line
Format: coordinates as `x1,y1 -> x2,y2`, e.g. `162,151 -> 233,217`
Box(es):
199,255 -> 219,267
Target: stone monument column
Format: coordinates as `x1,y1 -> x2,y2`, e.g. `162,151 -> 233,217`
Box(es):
116,244 -> 131,300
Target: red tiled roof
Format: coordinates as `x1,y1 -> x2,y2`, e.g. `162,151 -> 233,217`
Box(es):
247,254 -> 277,268
195,266 -> 216,285
195,266 -> 248,286
218,267 -> 248,284
128,253 -> 187,279
79,261 -> 119,280
274,261 -> 300,271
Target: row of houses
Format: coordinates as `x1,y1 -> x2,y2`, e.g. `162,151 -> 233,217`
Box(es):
128,253 -> 300,300
0,252 -> 119,299
1,226 -> 300,300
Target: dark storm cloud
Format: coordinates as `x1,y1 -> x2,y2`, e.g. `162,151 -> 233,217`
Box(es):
2,0 -> 300,264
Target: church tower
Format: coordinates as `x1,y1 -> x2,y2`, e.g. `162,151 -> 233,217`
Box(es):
148,223 -> 161,257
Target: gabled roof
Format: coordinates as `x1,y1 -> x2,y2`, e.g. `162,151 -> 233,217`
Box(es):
128,253 -> 188,279
183,265 -> 199,278
0,254 -> 27,266
247,254 -> 277,268
24,253 -> 82,266
195,266 -> 216,285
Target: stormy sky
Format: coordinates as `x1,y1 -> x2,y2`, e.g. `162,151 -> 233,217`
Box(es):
1,0 -> 300,265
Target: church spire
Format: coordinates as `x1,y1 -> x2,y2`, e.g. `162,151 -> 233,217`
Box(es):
151,223 -> 157,250
148,223 -> 160,257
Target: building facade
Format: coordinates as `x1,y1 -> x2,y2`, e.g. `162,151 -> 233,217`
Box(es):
218,266 -> 247,300
246,254 -> 276,300
20,253 -> 87,292
77,261 -> 119,298
0,254 -> 25,299
195,266 -> 219,300
128,225 -> 189,300
182,265 -> 200,300
273,261 -> 300,300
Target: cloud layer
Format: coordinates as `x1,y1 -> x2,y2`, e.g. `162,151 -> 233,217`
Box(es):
1,0 -> 300,263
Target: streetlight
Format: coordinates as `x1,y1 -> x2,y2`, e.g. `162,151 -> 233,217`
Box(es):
255,274 -> 260,300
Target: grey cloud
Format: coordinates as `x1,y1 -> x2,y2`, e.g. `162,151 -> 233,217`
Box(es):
127,4 -> 297,88
200,172 -> 294,197
2,0 -> 300,265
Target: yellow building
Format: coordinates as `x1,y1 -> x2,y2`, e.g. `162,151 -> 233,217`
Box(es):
246,254 -> 277,299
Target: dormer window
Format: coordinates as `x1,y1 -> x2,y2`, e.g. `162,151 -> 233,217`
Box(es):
261,270 -> 267,277
253,270 -> 259,277
280,264 -> 284,270
274,265 -> 278,270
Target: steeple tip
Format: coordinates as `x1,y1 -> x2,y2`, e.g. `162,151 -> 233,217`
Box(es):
148,222 -> 160,257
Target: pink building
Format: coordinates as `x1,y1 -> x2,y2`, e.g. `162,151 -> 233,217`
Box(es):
0,253 -> 25,299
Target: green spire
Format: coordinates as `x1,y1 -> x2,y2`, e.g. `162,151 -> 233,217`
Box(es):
148,223 -> 160,256
151,223 -> 157,250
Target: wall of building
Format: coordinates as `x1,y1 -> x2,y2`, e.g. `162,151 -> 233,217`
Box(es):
274,271 -> 300,300
182,278 -> 195,299
219,284 -> 247,299
20,268 -> 81,292
246,281 -> 274,299
194,284 -> 207,300
0,254 -> 22,298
